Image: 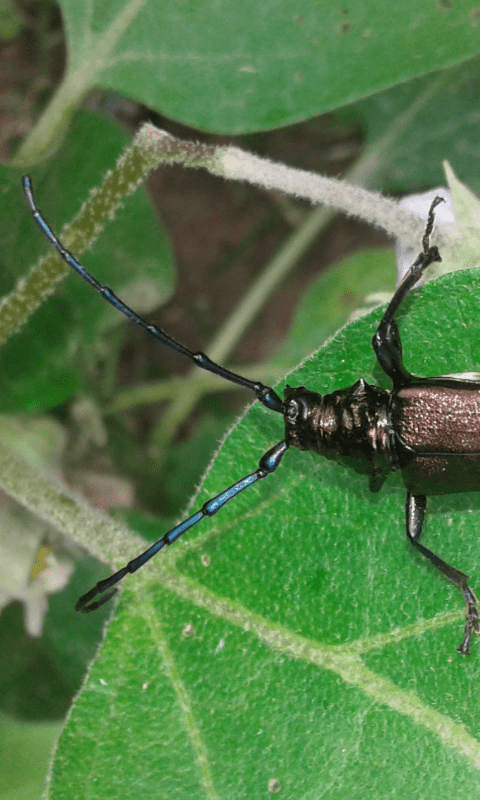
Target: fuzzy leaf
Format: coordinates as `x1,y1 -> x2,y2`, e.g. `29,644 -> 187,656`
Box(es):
57,0 -> 480,133
47,269 -> 480,799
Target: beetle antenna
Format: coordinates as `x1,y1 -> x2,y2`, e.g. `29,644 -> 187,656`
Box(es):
22,175 -> 284,415
76,440 -> 288,611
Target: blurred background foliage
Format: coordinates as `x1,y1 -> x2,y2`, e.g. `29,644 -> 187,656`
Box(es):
1,1 -> 480,797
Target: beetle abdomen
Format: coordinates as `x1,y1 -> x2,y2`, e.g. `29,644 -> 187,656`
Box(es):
394,382 -> 480,494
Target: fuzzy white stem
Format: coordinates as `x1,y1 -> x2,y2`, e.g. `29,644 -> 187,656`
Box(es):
135,123 -> 452,248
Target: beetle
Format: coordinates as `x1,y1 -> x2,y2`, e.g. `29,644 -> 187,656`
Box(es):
22,176 -> 480,654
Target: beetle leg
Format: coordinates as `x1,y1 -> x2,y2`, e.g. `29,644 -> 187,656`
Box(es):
372,317 -> 411,387
372,244 -> 441,387
405,492 -> 479,654
373,197 -> 444,388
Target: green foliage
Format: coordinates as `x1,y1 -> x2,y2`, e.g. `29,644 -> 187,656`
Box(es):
47,271 -> 480,798
2,1 -> 480,798
0,713 -> 62,800
272,246 -> 396,368
0,0 -> 23,41
70,0 -> 476,132
0,112 -> 173,412
33,0 -> 480,150
340,58 -> 480,192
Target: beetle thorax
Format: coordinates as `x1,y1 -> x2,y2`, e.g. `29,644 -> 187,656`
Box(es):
284,379 -> 395,476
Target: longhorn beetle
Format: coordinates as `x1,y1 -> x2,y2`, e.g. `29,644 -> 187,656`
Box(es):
22,176 -> 480,655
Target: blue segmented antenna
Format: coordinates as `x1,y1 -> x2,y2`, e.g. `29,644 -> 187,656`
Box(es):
22,175 -> 288,611
75,441 -> 288,611
21,176 -> 284,415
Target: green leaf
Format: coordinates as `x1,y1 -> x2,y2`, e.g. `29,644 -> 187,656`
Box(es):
53,0 -> 480,135
17,1 -> 480,174
0,0 -> 23,42
339,56 -> 480,192
0,111 -> 173,412
47,269 -> 480,798
0,712 -> 62,800
273,246 -> 396,368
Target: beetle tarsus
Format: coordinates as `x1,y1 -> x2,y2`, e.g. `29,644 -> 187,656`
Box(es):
422,195 -> 444,253
457,590 -> 480,655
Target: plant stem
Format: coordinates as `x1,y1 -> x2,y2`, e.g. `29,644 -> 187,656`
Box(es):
0,142 -> 159,347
